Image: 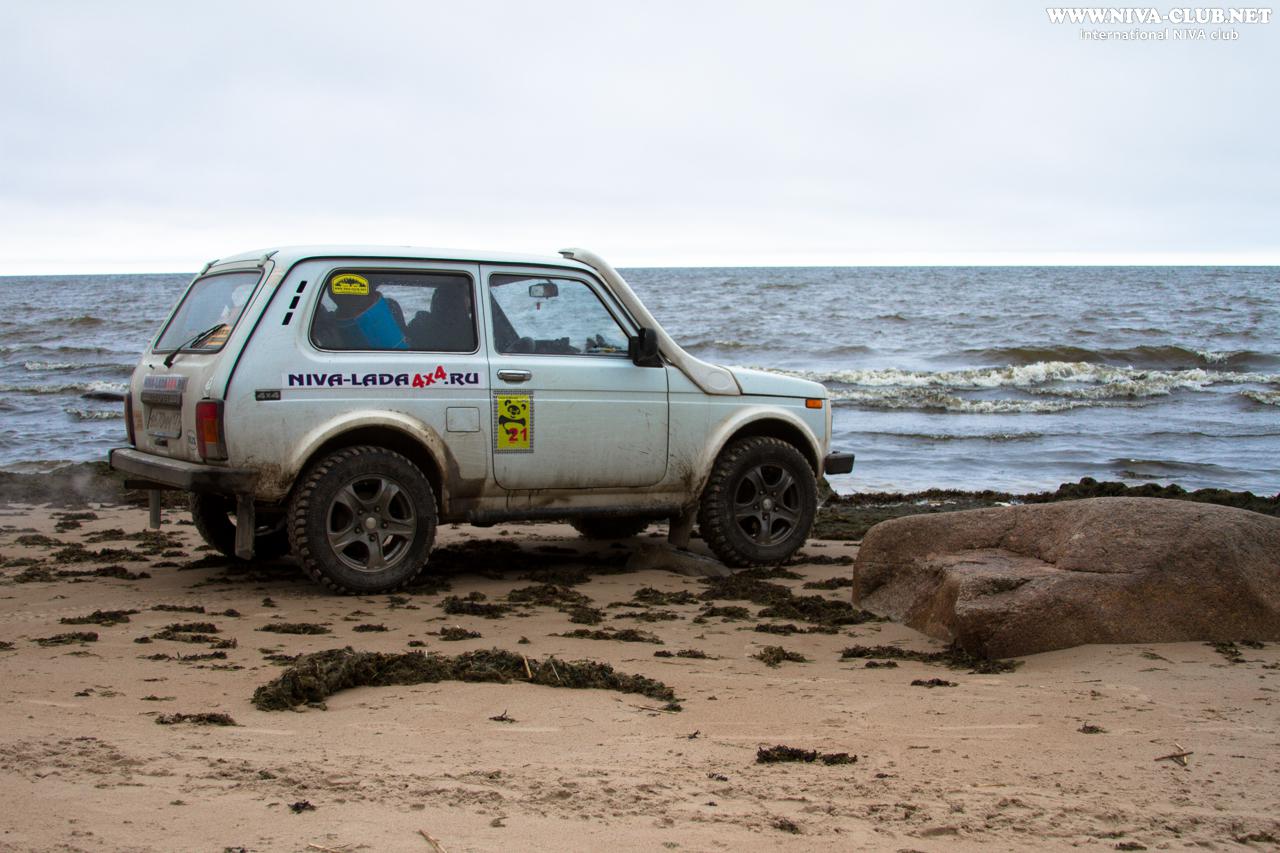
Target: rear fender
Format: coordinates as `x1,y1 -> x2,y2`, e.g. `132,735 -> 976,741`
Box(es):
255,411 -> 452,508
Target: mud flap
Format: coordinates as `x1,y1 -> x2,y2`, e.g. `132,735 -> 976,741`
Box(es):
148,490 -> 162,529
667,508 -> 696,549
234,494 -> 255,560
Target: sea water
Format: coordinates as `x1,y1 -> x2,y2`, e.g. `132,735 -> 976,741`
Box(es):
1,266 -> 1276,495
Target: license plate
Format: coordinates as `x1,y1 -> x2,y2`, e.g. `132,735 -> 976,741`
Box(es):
146,406 -> 182,438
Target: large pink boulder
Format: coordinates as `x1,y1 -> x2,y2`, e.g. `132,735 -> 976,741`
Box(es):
853,497 -> 1280,657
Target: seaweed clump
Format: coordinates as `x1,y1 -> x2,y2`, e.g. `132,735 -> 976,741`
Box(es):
756,745 -> 855,765
802,576 -> 854,590
565,605 -> 605,625
753,646 -> 808,667
700,573 -> 880,627
1207,640 -> 1264,663
558,628 -> 663,645
438,627 -> 482,641
441,593 -> 511,619
839,644 -> 1020,674
155,712 -> 238,726
152,622 -> 225,644
654,649 -> 710,659
257,622 -> 332,635
60,609 -> 139,626
506,584 -> 590,608
251,647 -> 678,711
35,632 -> 98,646
631,587 -> 700,606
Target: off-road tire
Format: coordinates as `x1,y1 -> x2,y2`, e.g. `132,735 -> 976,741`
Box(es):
697,436 -> 817,567
189,493 -> 290,560
569,516 -> 652,540
288,445 -> 436,594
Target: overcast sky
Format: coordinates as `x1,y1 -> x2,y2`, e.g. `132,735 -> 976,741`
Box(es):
2,1 -> 1277,272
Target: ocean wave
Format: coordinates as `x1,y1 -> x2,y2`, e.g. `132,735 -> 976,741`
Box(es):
828,387 -> 1137,414
23,361 -> 79,371
64,407 -> 123,421
954,345 -> 1277,370
766,362 -> 1280,395
855,431 -> 1045,442
1241,389 -> 1280,406
0,344 -> 123,356
0,380 -> 128,396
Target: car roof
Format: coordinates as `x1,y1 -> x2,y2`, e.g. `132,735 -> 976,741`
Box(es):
208,245 -> 596,273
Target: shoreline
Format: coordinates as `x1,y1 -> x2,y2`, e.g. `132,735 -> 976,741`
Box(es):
3,463 -> 1275,542
1,504 -> 1276,850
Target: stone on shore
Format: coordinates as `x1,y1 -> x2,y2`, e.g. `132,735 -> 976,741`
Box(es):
853,497 -> 1280,657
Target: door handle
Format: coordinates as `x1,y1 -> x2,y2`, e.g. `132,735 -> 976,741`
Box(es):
497,369 -> 532,383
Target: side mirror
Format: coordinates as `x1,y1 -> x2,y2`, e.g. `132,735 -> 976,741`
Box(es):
629,326 -> 662,367
528,282 -> 559,299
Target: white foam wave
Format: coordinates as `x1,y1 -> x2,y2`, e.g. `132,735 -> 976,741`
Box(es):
762,361 -> 1280,395
0,380 -> 128,395
828,387 -> 1134,414
1241,389 -> 1280,406
64,407 -> 123,420
23,361 -> 79,371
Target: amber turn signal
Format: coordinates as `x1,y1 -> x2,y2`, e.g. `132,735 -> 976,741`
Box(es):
805,398 -> 823,409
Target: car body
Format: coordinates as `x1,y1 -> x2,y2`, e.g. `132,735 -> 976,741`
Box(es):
110,245 -> 854,592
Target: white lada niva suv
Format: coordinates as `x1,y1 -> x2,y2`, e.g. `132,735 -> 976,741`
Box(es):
110,246 -> 855,593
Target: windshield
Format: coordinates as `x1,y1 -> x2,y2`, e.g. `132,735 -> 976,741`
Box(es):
154,270 -> 261,352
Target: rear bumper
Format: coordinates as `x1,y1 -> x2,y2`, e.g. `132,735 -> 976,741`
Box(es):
109,447 -> 259,494
823,451 -> 855,476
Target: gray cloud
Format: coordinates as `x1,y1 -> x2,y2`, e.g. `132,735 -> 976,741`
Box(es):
1,1 -> 1277,271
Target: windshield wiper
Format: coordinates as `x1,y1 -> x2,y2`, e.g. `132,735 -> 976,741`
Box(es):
163,323 -> 226,368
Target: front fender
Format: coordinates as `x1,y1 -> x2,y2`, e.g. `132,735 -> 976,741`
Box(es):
688,404 -> 824,500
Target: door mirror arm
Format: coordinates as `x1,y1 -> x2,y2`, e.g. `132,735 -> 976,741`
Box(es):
629,326 -> 662,367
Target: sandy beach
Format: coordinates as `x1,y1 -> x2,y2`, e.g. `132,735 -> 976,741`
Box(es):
1,503 -> 1277,852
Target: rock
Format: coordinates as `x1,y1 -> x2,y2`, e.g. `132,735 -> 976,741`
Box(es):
853,497 -> 1280,657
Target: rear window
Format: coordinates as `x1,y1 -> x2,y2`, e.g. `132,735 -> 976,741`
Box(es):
154,271 -> 261,352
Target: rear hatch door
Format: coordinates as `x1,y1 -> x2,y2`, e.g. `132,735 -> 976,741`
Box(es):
132,263 -> 269,462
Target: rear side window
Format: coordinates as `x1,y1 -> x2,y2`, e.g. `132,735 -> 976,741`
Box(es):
311,270 -> 477,352
154,271 -> 261,352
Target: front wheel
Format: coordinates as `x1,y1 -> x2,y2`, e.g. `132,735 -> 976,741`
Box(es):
697,437 -> 817,567
288,446 -> 436,594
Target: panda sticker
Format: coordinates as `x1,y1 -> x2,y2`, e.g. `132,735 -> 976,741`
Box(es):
494,393 -> 532,452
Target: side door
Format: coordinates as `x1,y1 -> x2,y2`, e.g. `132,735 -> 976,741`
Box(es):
482,266 -> 669,490
268,261 -> 491,491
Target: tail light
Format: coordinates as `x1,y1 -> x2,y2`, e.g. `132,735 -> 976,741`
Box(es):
124,393 -> 136,447
195,400 -> 228,461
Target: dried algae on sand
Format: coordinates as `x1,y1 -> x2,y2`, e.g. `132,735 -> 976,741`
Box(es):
251,647 -> 680,711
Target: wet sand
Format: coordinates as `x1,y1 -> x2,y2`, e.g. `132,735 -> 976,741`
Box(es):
1,504 -> 1277,851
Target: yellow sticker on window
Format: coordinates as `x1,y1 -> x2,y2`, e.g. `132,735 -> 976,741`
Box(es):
330,273 -> 370,296
495,393 -> 532,452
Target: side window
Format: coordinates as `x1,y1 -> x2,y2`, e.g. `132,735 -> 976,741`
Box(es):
311,270 -> 476,352
489,275 -> 629,356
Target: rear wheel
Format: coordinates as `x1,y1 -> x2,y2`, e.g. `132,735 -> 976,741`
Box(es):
697,436 -> 817,567
569,516 -> 652,540
189,493 -> 290,560
288,445 -> 436,594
